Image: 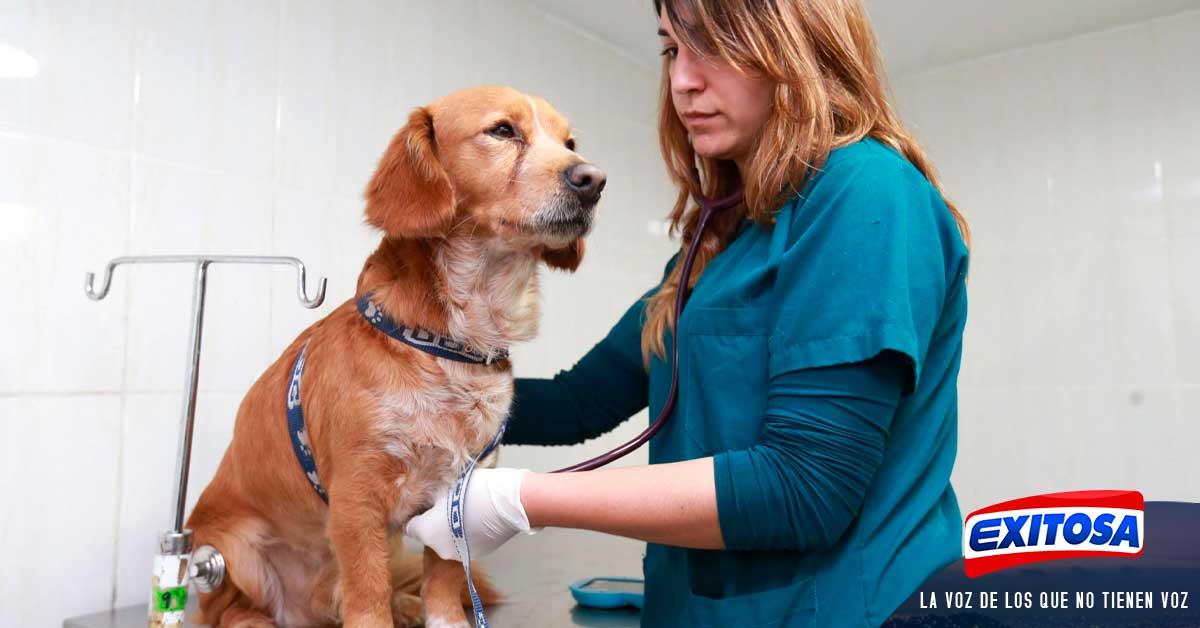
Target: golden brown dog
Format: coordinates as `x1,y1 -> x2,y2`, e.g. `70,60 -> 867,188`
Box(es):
186,85 -> 604,627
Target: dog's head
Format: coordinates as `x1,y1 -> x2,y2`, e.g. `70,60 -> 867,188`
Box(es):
364,86 -> 603,272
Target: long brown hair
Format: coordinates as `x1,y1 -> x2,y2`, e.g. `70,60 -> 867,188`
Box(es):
642,0 -> 971,363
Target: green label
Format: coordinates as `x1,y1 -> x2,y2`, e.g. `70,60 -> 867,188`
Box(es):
153,585 -> 188,613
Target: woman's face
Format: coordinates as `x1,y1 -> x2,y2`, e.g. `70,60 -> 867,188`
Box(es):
658,8 -> 773,169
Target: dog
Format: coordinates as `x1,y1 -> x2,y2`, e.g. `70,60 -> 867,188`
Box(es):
186,85 -> 605,627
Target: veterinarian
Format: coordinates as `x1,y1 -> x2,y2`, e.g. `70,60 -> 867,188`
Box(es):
407,0 -> 971,625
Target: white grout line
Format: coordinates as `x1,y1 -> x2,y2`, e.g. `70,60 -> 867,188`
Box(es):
110,0 -> 143,606
0,125 -> 128,156
0,123 -> 259,182
0,122 -> 371,212
271,0 -> 286,191
0,391 -> 126,398
265,0 -> 288,355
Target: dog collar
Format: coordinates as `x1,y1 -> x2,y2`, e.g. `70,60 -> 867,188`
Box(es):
356,293 -> 509,365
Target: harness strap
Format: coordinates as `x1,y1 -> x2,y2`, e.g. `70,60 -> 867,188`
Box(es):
286,344 -> 328,503
449,423 -> 506,627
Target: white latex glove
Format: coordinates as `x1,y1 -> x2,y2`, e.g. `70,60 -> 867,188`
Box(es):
405,467 -> 536,561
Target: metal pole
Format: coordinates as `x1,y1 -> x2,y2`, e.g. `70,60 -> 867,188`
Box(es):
83,254 -> 326,623
172,260 -> 209,532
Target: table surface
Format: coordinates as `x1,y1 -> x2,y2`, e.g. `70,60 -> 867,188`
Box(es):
63,529 -> 644,628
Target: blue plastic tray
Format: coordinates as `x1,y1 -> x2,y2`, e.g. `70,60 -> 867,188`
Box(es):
569,576 -> 645,609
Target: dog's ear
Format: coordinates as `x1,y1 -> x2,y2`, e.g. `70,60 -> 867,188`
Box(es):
539,238 -> 586,272
364,107 -> 455,238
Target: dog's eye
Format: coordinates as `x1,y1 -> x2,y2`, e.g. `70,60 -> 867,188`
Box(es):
488,122 -> 516,140
565,138 -> 577,151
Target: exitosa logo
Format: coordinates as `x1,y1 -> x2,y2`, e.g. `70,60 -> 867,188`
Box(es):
963,490 -> 1145,578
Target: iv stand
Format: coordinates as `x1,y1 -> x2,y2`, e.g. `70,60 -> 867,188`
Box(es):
85,255 -> 326,628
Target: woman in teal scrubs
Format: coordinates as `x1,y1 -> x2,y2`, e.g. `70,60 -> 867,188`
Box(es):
407,0 -> 971,625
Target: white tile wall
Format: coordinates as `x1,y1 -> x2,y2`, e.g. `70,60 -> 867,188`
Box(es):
0,0 -> 135,149
134,0 -> 279,179
0,133 -> 130,394
276,0 -> 426,199
2,1 -> 666,625
894,9 -> 1200,516
0,395 -> 121,628
7,1 -> 1198,624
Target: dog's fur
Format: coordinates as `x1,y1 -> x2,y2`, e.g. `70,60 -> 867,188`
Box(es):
186,86 -> 601,628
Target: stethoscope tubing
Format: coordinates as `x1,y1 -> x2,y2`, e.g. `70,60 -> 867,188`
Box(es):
553,188 -> 745,473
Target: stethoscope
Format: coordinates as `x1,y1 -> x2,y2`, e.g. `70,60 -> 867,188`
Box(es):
554,186 -> 746,473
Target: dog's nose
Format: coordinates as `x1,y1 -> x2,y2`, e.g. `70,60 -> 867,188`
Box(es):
563,163 -> 607,205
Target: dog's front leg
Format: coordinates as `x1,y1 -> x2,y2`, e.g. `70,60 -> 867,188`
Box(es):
421,546 -> 470,627
328,460 -> 401,628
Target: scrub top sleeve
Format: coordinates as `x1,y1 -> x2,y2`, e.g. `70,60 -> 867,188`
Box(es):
506,294 -> 650,445
769,153 -> 952,395
504,255 -> 679,446
714,351 -> 908,552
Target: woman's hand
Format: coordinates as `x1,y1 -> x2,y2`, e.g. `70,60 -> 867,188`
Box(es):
405,467 -> 536,561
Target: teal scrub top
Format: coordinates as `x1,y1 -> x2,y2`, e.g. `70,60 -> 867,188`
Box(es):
508,138 -> 970,627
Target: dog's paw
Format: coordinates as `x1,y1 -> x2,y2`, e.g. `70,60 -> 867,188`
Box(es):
390,591 -> 424,628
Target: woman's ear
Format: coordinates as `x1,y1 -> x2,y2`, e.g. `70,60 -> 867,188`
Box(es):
364,107 -> 456,238
539,238 -> 586,272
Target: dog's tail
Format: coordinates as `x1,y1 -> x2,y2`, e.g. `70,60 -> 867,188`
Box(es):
389,537 -> 503,607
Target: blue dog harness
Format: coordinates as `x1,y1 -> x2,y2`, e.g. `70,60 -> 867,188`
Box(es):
286,343 -> 327,502
286,295 -> 507,626
448,424 -> 505,627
